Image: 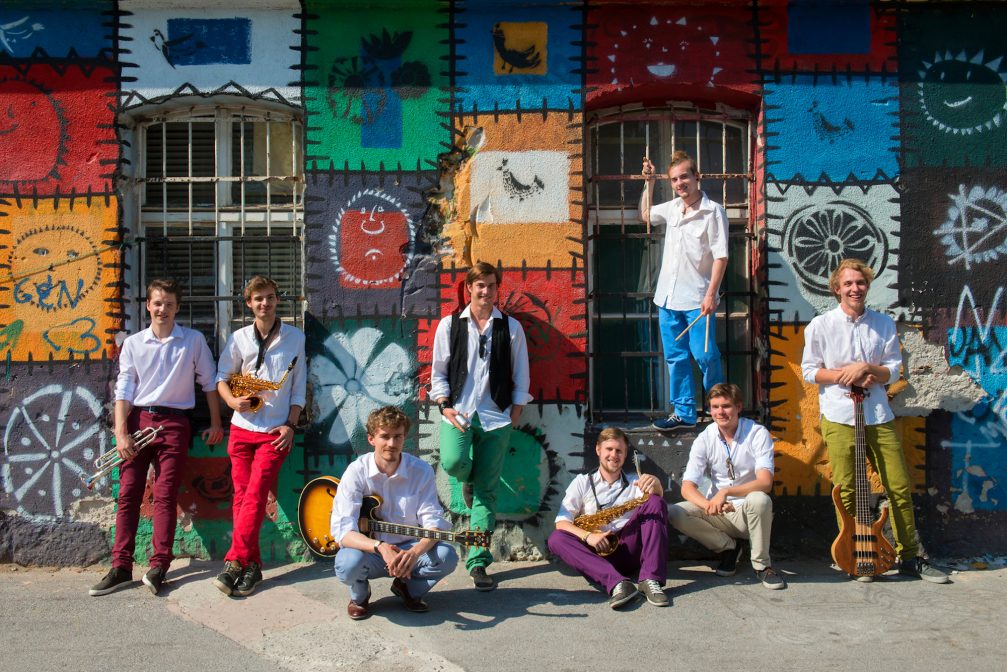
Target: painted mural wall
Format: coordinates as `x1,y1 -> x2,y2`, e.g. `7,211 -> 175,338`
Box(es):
1,0 -> 1005,566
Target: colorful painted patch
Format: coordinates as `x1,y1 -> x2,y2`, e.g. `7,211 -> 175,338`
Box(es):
163,18 -> 252,66
0,7 -> 111,58
946,403 -> 1007,512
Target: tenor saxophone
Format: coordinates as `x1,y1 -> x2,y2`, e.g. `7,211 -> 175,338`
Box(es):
228,356 -> 298,413
574,495 -> 651,557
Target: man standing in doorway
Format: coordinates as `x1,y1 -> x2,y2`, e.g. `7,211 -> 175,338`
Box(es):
430,262 -> 532,591
641,151 -> 728,431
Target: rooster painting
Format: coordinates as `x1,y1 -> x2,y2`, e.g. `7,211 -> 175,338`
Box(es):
491,22 -> 544,73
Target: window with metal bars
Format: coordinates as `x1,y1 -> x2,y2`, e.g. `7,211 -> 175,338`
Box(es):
587,104 -> 756,424
132,106 -> 304,355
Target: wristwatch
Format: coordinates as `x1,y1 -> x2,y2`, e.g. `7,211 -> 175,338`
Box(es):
283,420 -> 297,430
437,400 -> 452,413
373,540 -> 383,553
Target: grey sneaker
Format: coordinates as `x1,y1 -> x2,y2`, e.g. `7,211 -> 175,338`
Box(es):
715,545 -> 743,577
470,566 -> 495,591
214,560 -> 244,596
652,414 -> 696,432
89,567 -> 132,596
755,566 -> 786,590
609,579 -> 639,609
142,566 -> 166,595
899,557 -> 950,584
233,561 -> 263,597
637,579 -> 669,606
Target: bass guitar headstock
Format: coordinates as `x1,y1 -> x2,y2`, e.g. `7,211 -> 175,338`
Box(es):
848,384 -> 866,403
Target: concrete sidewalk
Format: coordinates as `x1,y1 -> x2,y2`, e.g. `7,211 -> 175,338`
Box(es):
1,558 -> 1002,672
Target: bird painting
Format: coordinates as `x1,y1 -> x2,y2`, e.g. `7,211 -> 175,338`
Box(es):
498,158 -> 545,201
491,23 -> 543,73
150,28 -> 207,68
0,15 -> 45,55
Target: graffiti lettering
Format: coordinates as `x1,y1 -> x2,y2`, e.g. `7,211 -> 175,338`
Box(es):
0,319 -> 23,354
952,285 -> 1003,341
14,275 -> 85,310
42,317 -> 100,354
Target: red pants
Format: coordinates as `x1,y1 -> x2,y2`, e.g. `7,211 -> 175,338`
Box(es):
112,410 -> 191,572
224,425 -> 287,566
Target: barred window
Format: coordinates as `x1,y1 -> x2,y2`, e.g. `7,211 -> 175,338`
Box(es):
132,106 -> 304,353
587,104 -> 756,423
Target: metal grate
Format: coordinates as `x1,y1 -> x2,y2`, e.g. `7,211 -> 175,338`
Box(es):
134,106 -> 305,354
586,105 -> 756,424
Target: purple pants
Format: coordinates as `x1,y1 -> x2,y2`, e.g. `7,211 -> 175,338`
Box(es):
548,494 -> 669,594
112,410 -> 191,572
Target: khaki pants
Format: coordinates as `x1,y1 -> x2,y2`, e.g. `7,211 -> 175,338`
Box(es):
668,491 -> 774,570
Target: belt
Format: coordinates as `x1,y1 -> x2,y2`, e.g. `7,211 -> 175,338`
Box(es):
138,406 -> 190,416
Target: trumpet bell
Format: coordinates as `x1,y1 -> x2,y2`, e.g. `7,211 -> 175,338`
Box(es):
81,425 -> 165,491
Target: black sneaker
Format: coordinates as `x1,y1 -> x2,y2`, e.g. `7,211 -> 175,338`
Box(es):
899,557 -> 950,584
89,567 -> 132,596
233,562 -> 263,597
470,566 -> 496,591
214,560 -> 244,596
142,566 -> 166,595
755,566 -> 787,590
715,545 -> 742,577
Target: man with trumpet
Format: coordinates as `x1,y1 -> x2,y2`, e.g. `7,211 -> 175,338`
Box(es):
215,275 -> 306,597
548,428 -> 669,609
89,279 -> 223,597
641,150 -> 728,432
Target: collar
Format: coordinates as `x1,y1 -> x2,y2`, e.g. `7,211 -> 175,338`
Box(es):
460,305 -> 503,321
141,323 -> 182,343
832,305 -> 868,324
366,452 -> 403,478
677,191 -> 709,216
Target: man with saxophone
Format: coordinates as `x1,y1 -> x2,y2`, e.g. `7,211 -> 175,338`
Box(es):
214,275 -> 306,597
89,279 -> 223,596
430,262 -> 532,591
548,428 -> 669,609
331,406 -> 458,620
669,383 -> 785,589
801,259 -> 948,584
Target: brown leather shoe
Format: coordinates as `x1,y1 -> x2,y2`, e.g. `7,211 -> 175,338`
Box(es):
391,578 -> 429,613
347,597 -> 370,620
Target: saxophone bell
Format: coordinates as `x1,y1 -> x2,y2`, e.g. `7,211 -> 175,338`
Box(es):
227,356 -> 298,414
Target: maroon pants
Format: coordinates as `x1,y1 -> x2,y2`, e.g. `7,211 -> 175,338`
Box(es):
224,425 -> 287,566
112,410 -> 191,572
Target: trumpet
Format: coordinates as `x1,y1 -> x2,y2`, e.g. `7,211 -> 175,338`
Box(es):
81,425 -> 164,490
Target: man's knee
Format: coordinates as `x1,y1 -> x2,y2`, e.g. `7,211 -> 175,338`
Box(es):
547,530 -> 577,556
641,493 -> 668,519
428,542 -> 459,572
744,490 -> 773,515
668,501 -> 697,529
334,548 -> 367,583
439,451 -> 469,477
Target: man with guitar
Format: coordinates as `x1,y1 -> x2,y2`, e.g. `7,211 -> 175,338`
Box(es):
548,428 -> 669,609
801,259 -> 948,584
331,407 -> 459,620
669,383 -> 785,589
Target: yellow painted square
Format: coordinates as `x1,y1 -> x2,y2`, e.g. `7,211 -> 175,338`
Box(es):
492,22 -> 548,76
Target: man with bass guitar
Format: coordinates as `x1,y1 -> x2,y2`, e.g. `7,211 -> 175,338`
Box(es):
331,407 -> 459,619
801,259 -> 948,584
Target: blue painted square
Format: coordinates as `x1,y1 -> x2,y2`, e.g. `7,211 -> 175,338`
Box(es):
788,4 -> 871,55
764,75 -> 898,182
0,8 -> 110,58
947,326 -> 1007,402
948,403 -> 1007,512
454,5 -> 582,113
165,18 -> 251,66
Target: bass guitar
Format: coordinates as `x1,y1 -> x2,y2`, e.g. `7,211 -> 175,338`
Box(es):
297,475 -> 492,558
830,385 -> 897,579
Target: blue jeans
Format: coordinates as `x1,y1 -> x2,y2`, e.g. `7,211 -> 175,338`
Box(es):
334,539 -> 459,603
657,306 -> 724,423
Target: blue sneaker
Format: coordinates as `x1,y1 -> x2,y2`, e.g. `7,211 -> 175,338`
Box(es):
652,414 -> 696,432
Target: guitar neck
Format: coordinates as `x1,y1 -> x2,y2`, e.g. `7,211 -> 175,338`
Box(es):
852,387 -> 872,528
369,520 -> 462,543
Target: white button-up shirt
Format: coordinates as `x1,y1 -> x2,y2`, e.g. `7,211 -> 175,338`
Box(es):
216,322 -> 307,433
683,418 -> 775,502
801,306 -> 902,426
330,452 -> 449,546
650,192 -> 729,311
429,306 -> 533,432
555,471 -> 644,533
114,324 -> 217,408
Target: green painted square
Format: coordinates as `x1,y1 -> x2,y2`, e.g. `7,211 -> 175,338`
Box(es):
305,0 -> 448,170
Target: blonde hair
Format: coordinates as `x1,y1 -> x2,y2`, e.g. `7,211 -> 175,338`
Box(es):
828,259 -> 874,296
243,275 -> 279,301
707,382 -> 743,406
596,427 -> 630,449
669,150 -> 698,176
366,406 -> 411,436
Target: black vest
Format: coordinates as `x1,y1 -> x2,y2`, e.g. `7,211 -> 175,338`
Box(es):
446,313 -> 514,412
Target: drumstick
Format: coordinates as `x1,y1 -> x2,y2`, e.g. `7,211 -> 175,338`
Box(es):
675,313 -> 704,341
644,143 -> 651,236
704,314 -> 710,353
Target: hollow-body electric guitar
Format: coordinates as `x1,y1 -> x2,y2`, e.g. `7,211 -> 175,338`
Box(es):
297,475 -> 491,558
830,385 -> 898,578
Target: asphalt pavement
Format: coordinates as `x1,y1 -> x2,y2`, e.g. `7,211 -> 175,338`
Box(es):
1,557 -> 1003,672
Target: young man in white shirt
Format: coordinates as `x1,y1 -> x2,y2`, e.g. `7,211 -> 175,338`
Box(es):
548,428 -> 669,609
641,151 -> 728,431
214,276 -> 307,597
669,383 -> 784,589
90,279 -> 223,596
801,259 -> 948,584
331,406 -> 458,620
430,262 -> 532,591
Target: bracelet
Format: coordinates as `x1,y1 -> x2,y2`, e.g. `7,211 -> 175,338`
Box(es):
438,401 -> 452,413
283,420 -> 297,430
582,531 -> 591,542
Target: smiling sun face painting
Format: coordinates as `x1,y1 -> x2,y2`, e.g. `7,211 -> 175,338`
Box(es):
918,50 -> 1007,135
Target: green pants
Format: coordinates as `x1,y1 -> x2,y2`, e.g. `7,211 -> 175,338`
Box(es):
821,417 -> 919,559
439,414 -> 511,570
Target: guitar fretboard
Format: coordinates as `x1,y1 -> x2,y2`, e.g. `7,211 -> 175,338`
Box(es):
369,521 -> 463,543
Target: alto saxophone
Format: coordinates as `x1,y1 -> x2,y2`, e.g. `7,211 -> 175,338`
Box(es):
228,356 -> 299,413
574,450 -> 652,556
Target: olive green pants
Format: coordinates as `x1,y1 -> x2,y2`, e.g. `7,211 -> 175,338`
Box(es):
821,417 -> 919,559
